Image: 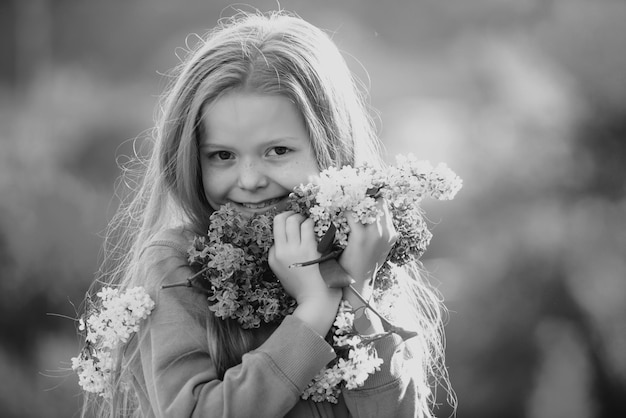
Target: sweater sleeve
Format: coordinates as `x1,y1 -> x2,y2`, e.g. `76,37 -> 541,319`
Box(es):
342,333 -> 422,418
133,240 -> 336,418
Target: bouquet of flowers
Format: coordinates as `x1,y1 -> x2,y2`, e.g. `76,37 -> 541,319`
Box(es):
176,154 -> 462,402
71,154 -> 462,402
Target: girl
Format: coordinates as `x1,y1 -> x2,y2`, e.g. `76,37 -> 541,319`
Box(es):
83,10 -> 450,418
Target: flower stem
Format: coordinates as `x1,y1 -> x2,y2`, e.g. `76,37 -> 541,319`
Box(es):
161,267 -> 210,294
289,249 -> 344,268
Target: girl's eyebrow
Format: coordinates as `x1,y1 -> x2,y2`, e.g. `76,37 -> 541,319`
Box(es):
200,142 -> 230,150
200,137 -> 303,150
264,137 -> 302,146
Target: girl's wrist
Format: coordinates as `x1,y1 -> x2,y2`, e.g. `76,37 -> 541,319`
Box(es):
345,274 -> 374,300
293,292 -> 341,337
337,258 -> 376,294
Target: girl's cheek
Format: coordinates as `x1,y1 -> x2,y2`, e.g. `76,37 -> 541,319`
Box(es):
285,159 -> 318,182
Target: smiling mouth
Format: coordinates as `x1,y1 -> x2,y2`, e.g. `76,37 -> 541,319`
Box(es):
239,197 -> 285,210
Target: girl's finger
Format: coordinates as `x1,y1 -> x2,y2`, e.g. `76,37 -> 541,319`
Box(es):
377,198 -> 398,244
344,210 -> 366,241
284,212 -> 305,243
344,210 -> 357,228
300,218 -> 316,245
273,211 -> 294,244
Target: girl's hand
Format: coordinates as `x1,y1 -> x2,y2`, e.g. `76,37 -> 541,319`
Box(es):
337,199 -> 397,335
269,211 -> 341,307
339,199 -> 398,296
269,211 -> 341,336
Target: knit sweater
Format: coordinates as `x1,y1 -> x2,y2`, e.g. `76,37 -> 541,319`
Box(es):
128,228 -> 421,418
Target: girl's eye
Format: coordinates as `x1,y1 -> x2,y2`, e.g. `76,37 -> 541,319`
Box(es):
268,146 -> 290,156
208,151 -> 233,161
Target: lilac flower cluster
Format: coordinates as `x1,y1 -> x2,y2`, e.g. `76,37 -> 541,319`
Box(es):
288,154 -> 462,295
71,287 -> 155,397
301,301 -> 383,402
187,204 -> 296,329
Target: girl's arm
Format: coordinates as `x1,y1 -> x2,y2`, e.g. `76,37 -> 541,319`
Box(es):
337,201 -> 424,417
133,239 -> 336,418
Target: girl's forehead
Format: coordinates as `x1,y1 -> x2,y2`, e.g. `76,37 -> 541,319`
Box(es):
205,92 -> 291,117
200,92 -> 309,146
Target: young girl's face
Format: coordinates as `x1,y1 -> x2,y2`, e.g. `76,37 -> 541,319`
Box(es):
199,91 -> 320,214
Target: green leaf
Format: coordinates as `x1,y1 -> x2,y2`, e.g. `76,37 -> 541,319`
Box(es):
317,222 -> 336,254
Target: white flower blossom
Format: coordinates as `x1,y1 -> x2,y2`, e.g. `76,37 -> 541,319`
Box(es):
333,301 -> 355,334
301,300 -> 383,403
333,334 -> 362,348
294,155 -> 462,260
429,162 -> 463,200
72,287 -> 155,397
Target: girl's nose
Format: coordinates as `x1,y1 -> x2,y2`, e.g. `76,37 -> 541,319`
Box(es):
237,161 -> 269,190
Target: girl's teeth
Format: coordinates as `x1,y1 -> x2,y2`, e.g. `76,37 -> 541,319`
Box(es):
242,198 -> 280,209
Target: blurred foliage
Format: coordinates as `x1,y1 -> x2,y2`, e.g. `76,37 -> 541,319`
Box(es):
1,1 -> 625,417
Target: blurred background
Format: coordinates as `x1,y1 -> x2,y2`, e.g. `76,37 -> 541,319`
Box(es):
1,0 -> 625,417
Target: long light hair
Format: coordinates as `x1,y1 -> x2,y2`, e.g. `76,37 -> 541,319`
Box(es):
82,10 -> 451,417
